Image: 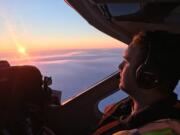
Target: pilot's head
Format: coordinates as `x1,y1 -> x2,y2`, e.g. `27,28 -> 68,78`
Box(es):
119,31 -> 180,96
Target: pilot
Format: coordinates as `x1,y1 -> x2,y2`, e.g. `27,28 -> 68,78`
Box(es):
92,31 -> 180,135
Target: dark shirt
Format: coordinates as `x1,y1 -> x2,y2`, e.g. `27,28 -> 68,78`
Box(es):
92,93 -> 180,135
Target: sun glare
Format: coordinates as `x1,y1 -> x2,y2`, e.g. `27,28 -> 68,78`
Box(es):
18,46 -> 27,55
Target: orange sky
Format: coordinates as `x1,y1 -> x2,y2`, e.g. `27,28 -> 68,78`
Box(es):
0,32 -> 126,52
0,0 -> 127,58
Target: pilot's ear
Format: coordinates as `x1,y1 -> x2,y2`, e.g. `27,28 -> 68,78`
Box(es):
136,64 -> 159,89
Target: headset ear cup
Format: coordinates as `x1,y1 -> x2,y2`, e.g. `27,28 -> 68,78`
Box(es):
136,64 -> 159,89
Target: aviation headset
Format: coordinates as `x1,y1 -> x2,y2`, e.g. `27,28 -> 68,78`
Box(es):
136,41 -> 160,89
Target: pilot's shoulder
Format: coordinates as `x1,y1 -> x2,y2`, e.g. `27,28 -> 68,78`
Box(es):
139,119 -> 180,135
113,119 -> 180,135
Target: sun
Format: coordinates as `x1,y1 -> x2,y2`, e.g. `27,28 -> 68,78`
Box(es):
18,46 -> 27,55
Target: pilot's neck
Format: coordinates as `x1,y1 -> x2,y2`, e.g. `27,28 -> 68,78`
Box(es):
130,100 -> 148,115
130,92 -> 171,115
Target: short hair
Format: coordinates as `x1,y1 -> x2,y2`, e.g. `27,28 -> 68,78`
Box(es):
132,31 -> 180,90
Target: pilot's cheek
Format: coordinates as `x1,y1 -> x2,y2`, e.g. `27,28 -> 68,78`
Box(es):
120,64 -> 134,90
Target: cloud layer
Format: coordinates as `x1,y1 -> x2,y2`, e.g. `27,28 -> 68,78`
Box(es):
2,48 -> 180,111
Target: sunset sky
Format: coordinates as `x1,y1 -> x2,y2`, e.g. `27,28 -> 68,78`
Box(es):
0,0 -> 126,55
0,0 -> 179,105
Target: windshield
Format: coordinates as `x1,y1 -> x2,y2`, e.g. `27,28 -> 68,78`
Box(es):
0,0 -> 126,102
0,0 -> 179,108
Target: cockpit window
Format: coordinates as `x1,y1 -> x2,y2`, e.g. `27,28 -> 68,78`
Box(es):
0,0 -> 127,103
106,3 -> 140,17
93,1 -> 141,19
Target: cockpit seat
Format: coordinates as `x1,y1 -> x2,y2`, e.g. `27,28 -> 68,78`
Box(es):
0,65 -> 48,130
